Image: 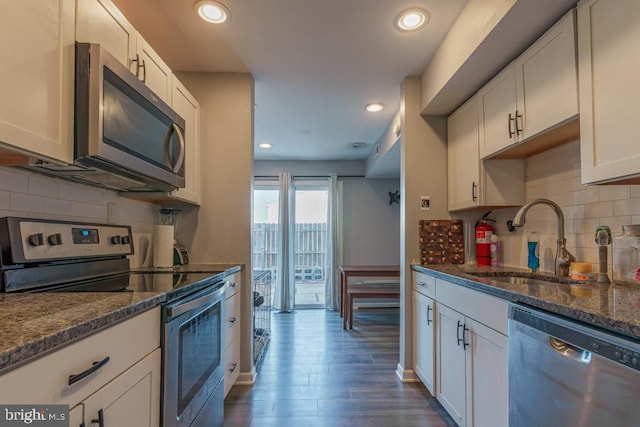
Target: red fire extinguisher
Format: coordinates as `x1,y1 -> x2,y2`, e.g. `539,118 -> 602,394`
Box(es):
475,212 -> 495,266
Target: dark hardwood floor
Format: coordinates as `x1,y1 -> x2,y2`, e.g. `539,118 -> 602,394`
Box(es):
223,308 -> 456,427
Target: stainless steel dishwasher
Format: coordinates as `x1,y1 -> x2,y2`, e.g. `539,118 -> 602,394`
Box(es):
509,304 -> 640,426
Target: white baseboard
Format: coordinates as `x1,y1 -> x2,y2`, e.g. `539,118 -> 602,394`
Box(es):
235,368 -> 257,386
396,363 -> 419,383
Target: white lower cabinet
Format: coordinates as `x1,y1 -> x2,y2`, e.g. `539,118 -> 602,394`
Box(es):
437,304 -> 467,424
413,291 -> 435,395
436,303 -> 508,427
0,307 -> 161,426
224,271 -> 242,397
412,269 -> 509,427
80,348 -> 161,427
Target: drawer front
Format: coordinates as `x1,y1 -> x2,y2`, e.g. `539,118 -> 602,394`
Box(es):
413,270 -> 436,299
223,337 -> 240,398
436,279 -> 508,335
225,271 -> 241,298
0,307 -> 160,406
225,292 -> 241,349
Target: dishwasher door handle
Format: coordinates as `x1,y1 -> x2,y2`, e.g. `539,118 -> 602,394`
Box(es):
549,337 -> 592,364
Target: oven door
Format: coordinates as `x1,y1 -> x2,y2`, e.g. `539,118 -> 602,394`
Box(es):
163,284 -> 226,427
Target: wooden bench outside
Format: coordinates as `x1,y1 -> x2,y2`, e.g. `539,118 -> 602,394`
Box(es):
347,283 -> 400,329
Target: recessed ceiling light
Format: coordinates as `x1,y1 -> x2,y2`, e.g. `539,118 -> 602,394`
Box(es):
351,142 -> 367,149
366,102 -> 384,112
194,1 -> 230,24
258,142 -> 272,149
301,129 -> 311,135
394,8 -> 430,32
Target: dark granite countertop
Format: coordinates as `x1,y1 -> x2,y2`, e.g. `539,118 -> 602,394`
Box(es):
0,264 -> 244,375
0,292 -> 165,374
412,264 -> 640,341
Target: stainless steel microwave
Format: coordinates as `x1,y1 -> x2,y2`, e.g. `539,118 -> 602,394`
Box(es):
74,42 -> 185,191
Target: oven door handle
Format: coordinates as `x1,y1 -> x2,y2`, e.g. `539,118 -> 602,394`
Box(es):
166,284 -> 226,318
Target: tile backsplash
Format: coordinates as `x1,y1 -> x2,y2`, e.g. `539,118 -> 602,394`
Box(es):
455,140 -> 640,273
0,167 -> 159,232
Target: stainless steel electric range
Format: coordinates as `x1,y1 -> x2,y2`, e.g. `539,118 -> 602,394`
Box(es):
0,216 -> 227,427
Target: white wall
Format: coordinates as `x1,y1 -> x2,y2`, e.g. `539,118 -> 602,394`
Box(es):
254,160 -> 365,177
400,76 -> 449,380
341,177 -> 400,265
454,140 -> 640,273
175,71 -> 255,382
0,167 -> 158,230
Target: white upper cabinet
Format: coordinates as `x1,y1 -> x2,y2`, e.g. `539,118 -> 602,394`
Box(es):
76,0 -> 136,70
479,10 -> 578,159
136,33 -> 172,103
0,0 -> 75,163
578,0 -> 640,184
448,97 -> 482,211
76,0 -> 171,103
168,76 -> 201,205
478,66 -> 519,159
515,10 -> 578,142
448,96 -> 524,212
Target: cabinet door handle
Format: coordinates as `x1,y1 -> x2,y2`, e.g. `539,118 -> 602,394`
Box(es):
426,305 -> 432,325
91,409 -> 104,427
472,181 -> 477,202
68,356 -> 110,386
228,317 -> 238,324
463,324 -> 470,350
229,281 -> 238,288
515,110 -> 523,136
229,362 -> 238,373
456,321 -> 463,347
140,59 -> 146,83
508,113 -> 516,138
130,53 -> 141,77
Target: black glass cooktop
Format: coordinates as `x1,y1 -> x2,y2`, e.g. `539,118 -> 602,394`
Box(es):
33,270 -> 227,302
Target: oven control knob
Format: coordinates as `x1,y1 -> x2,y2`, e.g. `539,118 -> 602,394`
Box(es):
27,233 -> 45,247
111,236 -> 122,245
121,235 -> 131,245
47,233 -> 62,246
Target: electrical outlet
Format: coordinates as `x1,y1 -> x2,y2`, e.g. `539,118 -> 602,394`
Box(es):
107,202 -> 118,224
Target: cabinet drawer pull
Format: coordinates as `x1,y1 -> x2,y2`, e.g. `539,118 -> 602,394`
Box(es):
508,113 -> 516,138
229,362 -> 238,373
416,281 -> 426,287
228,317 -> 238,324
68,356 -> 110,386
91,408 -> 104,427
426,305 -> 432,325
229,281 -> 238,288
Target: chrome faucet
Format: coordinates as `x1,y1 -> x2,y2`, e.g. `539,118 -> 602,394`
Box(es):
511,199 -> 576,277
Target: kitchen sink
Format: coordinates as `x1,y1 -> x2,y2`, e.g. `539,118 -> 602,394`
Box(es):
466,271 -> 583,286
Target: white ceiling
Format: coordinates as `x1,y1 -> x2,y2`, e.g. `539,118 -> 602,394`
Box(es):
112,0 -> 468,161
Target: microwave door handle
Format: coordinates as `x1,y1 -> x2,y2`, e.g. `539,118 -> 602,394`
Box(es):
173,123 -> 186,173
165,124 -> 186,173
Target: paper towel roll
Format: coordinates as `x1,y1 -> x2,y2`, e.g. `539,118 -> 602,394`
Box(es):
153,225 -> 174,268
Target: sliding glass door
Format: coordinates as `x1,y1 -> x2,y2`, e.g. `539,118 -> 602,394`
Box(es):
292,180 -> 328,308
253,176 -> 333,310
